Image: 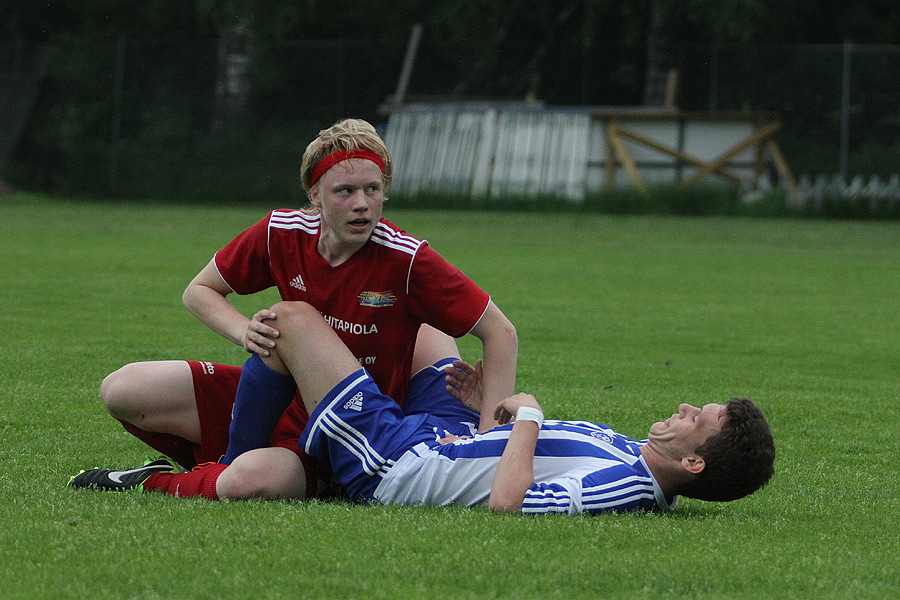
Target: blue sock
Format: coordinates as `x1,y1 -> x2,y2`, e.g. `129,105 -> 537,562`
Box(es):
222,353 -> 297,464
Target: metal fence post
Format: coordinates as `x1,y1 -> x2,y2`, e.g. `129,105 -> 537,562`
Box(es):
108,35 -> 126,193
839,39 -> 853,182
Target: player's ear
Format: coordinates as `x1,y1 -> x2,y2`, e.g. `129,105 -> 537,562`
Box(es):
681,455 -> 706,475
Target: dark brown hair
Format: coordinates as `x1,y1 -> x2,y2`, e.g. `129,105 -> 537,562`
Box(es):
681,397 -> 775,502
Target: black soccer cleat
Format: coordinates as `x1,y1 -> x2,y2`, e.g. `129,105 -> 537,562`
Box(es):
68,458 -> 178,492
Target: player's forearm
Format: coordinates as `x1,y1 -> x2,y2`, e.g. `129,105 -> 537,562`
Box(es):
489,419 -> 538,513
478,353 -> 517,432
476,308 -> 518,433
183,282 -> 250,347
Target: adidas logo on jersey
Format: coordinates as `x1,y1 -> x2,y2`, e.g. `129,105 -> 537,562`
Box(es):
343,392 -> 364,412
290,273 -> 307,291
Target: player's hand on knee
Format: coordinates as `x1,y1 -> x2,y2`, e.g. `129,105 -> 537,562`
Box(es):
243,309 -> 280,357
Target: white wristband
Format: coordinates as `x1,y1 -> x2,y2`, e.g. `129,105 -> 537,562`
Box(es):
515,406 -> 544,429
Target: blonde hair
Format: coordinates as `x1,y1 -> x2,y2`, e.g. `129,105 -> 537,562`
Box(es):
300,119 -> 393,196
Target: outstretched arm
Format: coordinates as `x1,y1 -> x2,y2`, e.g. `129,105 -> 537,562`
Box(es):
468,301 -> 518,433
488,393 -> 543,514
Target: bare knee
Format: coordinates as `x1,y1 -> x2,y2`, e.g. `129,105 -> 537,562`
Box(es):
100,364 -> 138,419
97,361 -> 198,438
263,302 -> 323,373
270,300 -> 319,324
216,448 -> 307,500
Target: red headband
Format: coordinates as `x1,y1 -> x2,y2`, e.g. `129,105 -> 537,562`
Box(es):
310,148 -> 386,187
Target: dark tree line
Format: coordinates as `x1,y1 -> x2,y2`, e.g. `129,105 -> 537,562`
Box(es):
2,1 -> 898,199
6,1 -> 900,42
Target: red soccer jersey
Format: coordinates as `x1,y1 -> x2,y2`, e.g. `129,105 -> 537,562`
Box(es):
214,209 -> 490,405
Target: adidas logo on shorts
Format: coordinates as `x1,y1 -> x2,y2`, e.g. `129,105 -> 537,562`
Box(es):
343,392 -> 363,412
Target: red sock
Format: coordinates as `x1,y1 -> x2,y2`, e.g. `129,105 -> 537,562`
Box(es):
118,419 -> 199,470
143,463 -> 227,500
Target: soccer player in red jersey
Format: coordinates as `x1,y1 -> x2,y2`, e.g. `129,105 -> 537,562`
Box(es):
91,119 -> 517,500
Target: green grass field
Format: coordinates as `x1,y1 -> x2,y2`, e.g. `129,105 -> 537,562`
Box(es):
2,194 -> 898,599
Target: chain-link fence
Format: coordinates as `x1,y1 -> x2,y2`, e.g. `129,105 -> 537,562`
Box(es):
1,37 -> 897,203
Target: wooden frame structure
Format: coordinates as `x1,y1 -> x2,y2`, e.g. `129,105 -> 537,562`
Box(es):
597,110 -> 796,192
384,107 -> 797,201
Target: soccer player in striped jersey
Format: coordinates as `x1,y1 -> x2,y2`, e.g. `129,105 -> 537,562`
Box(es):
262,302 -> 774,514
73,301 -> 774,513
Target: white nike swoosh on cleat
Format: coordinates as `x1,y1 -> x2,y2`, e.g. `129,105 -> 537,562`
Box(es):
107,466 -> 153,484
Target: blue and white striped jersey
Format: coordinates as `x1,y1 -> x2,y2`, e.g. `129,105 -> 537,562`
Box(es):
301,367 -> 674,516
374,420 -> 675,515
